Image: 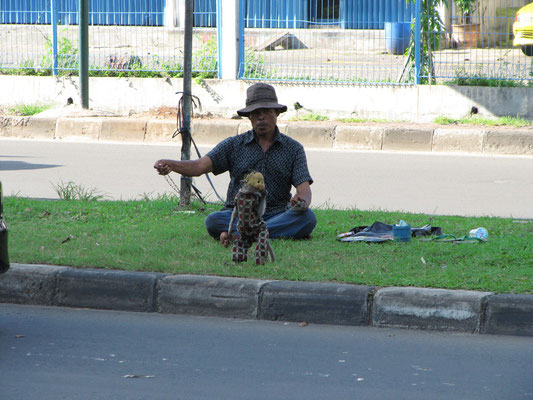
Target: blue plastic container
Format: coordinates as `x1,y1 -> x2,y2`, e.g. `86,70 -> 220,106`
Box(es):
385,22 -> 411,55
393,224 -> 411,242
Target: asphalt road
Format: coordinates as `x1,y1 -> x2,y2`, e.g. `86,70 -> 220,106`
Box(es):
1,304 -> 532,400
1,138 -> 532,218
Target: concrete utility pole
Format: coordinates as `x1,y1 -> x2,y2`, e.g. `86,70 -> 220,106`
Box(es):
217,0 -> 241,79
79,0 -> 89,109
180,0 -> 193,205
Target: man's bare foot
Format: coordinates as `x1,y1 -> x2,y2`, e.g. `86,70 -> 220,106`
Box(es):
219,232 -> 230,247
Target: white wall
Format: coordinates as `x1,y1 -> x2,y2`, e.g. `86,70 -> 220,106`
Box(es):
1,76 -> 530,122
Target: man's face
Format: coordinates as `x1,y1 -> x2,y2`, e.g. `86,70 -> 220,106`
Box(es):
249,108 -> 279,137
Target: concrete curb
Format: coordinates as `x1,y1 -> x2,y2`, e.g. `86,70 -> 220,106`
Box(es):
54,268 -> 161,312
372,287 -> 491,333
1,264 -> 532,337
485,293 -> 533,336
1,115 -> 532,155
259,280 -> 374,326
157,274 -> 269,319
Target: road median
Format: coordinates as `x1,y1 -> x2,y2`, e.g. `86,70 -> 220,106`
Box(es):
2,263 -> 532,337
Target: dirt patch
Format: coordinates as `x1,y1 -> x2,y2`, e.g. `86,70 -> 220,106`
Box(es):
132,106 -> 179,120
131,105 -> 227,121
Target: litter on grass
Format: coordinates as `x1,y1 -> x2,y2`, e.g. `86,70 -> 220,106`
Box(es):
337,221 -> 441,243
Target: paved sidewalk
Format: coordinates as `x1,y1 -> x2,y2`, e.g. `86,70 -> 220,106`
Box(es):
1,263 -> 532,337
0,111 -> 532,155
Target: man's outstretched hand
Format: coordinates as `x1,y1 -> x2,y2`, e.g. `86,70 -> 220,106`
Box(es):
154,160 -> 172,176
290,193 -> 308,212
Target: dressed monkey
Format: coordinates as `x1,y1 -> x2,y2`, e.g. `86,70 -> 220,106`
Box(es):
228,171 -> 275,265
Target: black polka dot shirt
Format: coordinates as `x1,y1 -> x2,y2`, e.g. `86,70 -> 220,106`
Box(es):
207,128 -> 313,215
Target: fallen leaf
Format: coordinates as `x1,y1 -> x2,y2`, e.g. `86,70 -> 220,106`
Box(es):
39,211 -> 51,218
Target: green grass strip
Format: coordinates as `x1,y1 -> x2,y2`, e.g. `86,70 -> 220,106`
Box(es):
4,197 -> 533,294
434,115 -> 532,127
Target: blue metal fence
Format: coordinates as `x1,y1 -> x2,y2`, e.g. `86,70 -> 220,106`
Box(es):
0,0 -> 165,26
245,0 -> 308,28
194,0 -> 217,27
341,0 -> 416,29
240,0 -> 418,84
0,0 -> 217,75
243,0 -> 416,29
0,0 -> 532,86
0,0 -> 51,24
239,0 -> 533,85
88,0 -> 165,26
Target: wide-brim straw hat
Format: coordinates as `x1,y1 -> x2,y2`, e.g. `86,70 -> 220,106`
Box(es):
237,83 -> 287,117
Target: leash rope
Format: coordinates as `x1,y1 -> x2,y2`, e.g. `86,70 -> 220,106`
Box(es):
164,174 -> 206,205
164,91 -> 225,204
